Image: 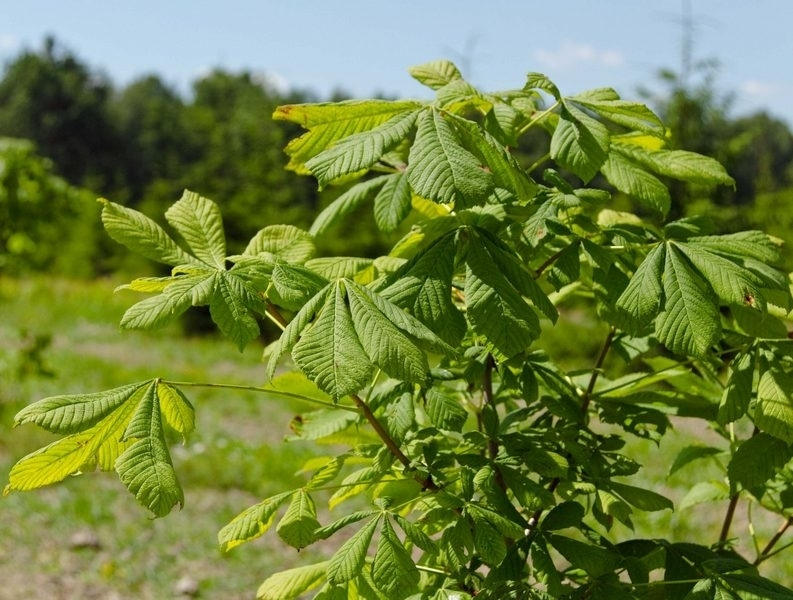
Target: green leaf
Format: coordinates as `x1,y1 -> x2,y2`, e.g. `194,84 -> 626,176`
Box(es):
721,574 -> 793,599
541,501 -> 585,531
465,236 -> 540,360
425,388 -> 468,431
218,491 -> 293,552
306,256 -> 374,281
306,110 -> 419,187
373,172 -> 412,233
270,262 -> 330,311
686,231 -> 781,264
669,445 -> 724,477
265,284 -> 331,380
674,241 -> 765,310
718,350 -> 756,424
164,190 -> 227,269
256,561 -> 329,600
756,367 -> 793,443
371,518 -> 420,598
157,382 -> 195,438
613,243 -> 665,332
601,150 -> 670,214
569,88 -> 664,136
346,283 -> 429,385
13,381 -> 149,434
409,60 -> 463,90
408,109 -> 493,205
327,516 -> 380,584
210,271 -> 264,350
119,275 -> 209,330
656,245 -> 721,357
525,72 -> 561,99
274,99 -> 423,173
292,283 -> 374,401
551,103 -> 610,183
679,481 -> 730,510
547,533 -> 621,577
609,481 -> 673,512
472,519 -> 507,566
243,225 -> 315,263
99,198 -> 197,266
728,433 -> 792,490
448,113 -> 537,201
115,382 -> 184,517
310,176 -> 390,237
476,230 -> 557,322
5,390 -> 141,493
381,233 -> 466,345
277,489 -> 321,549
614,142 -> 734,187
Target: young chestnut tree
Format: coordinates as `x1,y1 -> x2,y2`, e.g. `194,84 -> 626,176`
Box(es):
7,60 -> 793,599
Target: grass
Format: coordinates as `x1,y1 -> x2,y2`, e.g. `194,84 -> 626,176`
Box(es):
0,275 -> 321,599
2,275 -> 793,597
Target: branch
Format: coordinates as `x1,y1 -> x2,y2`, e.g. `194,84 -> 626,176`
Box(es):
482,354 -> 507,492
351,393 -> 439,491
581,326 -> 616,416
755,516 -> 793,565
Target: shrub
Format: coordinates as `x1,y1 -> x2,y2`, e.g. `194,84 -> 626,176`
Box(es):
7,61 -> 793,599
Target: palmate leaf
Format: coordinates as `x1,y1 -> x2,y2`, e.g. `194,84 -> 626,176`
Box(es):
210,270 -> 266,350
408,108 -> 493,206
274,99 -> 423,173
278,278 -> 453,400
614,141 -> 734,187
728,433 -> 792,490
6,379 -> 193,517
306,110 -> 420,187
292,282 -> 375,401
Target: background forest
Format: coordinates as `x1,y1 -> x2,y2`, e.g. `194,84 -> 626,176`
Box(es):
3,37 -> 793,281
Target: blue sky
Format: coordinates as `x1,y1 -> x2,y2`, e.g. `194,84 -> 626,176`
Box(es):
2,1 -> 793,126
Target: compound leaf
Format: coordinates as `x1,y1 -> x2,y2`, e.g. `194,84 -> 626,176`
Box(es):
551,103 -> 609,183
409,59 -> 463,90
292,282 -> 373,401
243,225 -> 315,263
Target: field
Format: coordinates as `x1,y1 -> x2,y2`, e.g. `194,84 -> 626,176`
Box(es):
1,276 -> 792,598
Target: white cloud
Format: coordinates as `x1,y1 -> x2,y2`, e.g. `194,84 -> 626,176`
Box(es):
0,33 -> 20,53
740,79 -> 782,99
533,41 -> 625,71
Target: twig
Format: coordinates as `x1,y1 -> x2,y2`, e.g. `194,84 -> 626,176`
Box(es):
351,393 -> 439,491
755,516 -> 793,564
482,354 -> 507,492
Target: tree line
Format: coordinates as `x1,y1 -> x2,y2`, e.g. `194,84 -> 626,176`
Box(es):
2,37 -> 793,275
